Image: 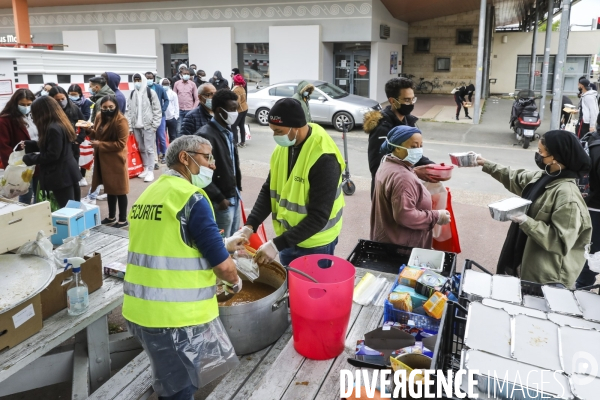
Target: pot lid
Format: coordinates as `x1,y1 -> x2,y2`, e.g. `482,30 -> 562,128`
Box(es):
425,163 -> 454,170
0,254 -> 55,314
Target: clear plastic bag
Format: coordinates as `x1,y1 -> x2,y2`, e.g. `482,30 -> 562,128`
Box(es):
53,230 -> 90,269
16,230 -> 53,260
0,144 -> 35,198
353,272 -> 388,306
233,249 -> 260,282
585,244 -> 600,273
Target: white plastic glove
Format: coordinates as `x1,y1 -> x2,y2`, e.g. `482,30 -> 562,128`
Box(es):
437,210 -> 451,226
222,275 -> 243,294
237,226 -> 254,241
224,234 -> 248,253
254,240 -> 278,265
509,213 -> 528,225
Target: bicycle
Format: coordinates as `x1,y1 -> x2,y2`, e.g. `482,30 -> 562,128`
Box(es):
404,74 -> 433,94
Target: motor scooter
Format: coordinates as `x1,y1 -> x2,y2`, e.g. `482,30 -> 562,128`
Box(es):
509,90 -> 542,149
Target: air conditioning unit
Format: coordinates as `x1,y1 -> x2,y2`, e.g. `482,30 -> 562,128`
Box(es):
380,25 -> 390,39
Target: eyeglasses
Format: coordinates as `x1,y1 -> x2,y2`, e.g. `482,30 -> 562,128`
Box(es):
188,151 -> 215,164
201,93 -> 214,98
396,97 -> 418,105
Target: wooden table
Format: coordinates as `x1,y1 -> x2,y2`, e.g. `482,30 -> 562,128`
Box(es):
205,268 -> 396,400
0,225 -> 133,399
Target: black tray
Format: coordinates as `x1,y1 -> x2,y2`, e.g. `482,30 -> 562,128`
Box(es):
347,239 -> 457,276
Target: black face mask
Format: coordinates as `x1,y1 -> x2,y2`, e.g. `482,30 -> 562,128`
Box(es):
101,109 -> 117,118
397,103 -> 414,116
535,152 -> 551,170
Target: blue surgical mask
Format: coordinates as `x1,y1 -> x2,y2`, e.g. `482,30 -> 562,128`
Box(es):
18,105 -> 31,115
40,90 -> 48,97
388,142 -> 423,165
186,153 -> 213,188
69,95 -> 80,101
162,85 -> 170,91
89,88 -> 96,95
204,98 -> 212,110
134,82 -> 142,90
273,128 -> 297,147
146,80 -> 154,87
183,75 -> 190,81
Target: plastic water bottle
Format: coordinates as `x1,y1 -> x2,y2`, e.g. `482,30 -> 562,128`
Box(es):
65,257 -> 89,316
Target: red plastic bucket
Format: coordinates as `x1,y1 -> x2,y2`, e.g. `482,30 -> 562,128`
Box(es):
288,254 -> 356,360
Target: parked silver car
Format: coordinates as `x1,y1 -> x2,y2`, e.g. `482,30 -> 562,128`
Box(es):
247,79 -> 381,131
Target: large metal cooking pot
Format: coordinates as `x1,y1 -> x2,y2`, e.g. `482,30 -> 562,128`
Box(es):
218,260 -> 289,356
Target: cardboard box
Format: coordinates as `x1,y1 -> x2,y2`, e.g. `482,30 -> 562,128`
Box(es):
51,207 -> 85,246
66,200 -> 100,230
40,253 -> 103,319
0,199 -> 53,254
0,293 -> 43,351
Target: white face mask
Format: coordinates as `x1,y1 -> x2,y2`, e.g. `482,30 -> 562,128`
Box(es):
220,109 -> 239,125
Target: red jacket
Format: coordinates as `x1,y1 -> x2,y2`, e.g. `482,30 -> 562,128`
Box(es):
0,116 -> 30,168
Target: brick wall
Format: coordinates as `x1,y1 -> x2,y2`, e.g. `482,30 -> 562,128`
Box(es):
403,10 -> 479,93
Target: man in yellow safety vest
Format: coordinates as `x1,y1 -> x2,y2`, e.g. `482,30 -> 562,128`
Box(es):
122,135 -> 247,399
235,98 -> 345,266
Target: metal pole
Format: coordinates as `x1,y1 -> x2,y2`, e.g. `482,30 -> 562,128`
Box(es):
529,1 -> 540,90
481,4 -> 493,99
472,0 -> 487,124
539,0 -> 554,121
485,7 -> 495,97
550,0 -> 571,130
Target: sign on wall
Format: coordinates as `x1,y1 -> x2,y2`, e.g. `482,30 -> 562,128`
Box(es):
390,51 -> 398,75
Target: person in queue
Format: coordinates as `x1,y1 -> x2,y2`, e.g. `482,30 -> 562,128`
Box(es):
180,83 -> 215,136
88,95 -> 130,228
122,135 -> 245,399
235,98 -> 345,266
161,78 -> 180,143
145,71 -> 170,165
363,77 -> 438,197
102,72 -> 127,114
196,89 -> 242,237
21,97 -> 82,207
476,130 -> 592,288
0,88 -> 38,204
68,84 -> 94,122
291,80 -> 314,123
173,67 -> 199,136
231,74 -> 248,148
371,126 -> 451,248
454,84 -> 474,121
210,71 -> 229,91
126,72 -> 162,183
89,76 -> 115,122
171,63 -> 188,88
35,82 -> 57,98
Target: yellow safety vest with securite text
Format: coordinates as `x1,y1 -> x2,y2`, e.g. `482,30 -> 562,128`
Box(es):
122,174 -> 218,328
270,123 -> 345,248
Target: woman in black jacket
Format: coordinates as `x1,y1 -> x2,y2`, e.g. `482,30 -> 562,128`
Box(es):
454,84 -> 474,121
22,96 -> 82,207
49,86 -> 87,185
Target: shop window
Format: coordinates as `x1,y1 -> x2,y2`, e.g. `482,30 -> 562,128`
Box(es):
170,44 -> 189,78
414,38 -> 430,53
435,57 -> 451,72
456,30 -> 473,45
28,74 -> 43,84
84,75 -> 95,83
243,43 -> 269,86
57,75 -> 71,84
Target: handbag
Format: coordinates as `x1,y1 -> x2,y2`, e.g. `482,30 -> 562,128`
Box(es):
239,199 -> 268,249
127,134 -> 144,178
244,124 -> 251,141
79,137 -> 94,170
564,113 -> 577,134
432,188 -> 461,254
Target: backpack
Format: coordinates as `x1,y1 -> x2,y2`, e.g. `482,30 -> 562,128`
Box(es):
129,87 -> 154,106
577,132 -> 600,197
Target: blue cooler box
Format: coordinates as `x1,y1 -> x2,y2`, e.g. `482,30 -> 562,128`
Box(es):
66,200 -> 100,230
51,208 -> 85,245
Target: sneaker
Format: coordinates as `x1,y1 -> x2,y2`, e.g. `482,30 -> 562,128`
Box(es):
101,217 -> 116,225
79,177 -> 88,187
113,221 -> 129,229
138,169 -> 149,179
456,116 -> 459,121
154,163 -> 159,170
238,143 -> 246,148
144,171 -> 155,182
97,194 -> 108,201
160,156 -> 166,164
81,196 -> 96,205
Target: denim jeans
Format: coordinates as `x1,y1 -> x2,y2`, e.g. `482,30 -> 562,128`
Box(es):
576,209 -> 600,288
213,199 -> 240,237
279,237 -> 339,266
156,116 -> 167,155
18,175 -> 39,205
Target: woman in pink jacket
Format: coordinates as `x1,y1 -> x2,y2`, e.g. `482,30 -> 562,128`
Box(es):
370,126 -> 450,248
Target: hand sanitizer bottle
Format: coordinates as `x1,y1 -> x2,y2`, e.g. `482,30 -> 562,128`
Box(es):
65,257 -> 89,316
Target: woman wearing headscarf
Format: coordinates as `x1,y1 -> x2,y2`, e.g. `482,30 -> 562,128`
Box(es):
370,125 -> 451,248
477,130 -> 592,288
231,74 -> 248,148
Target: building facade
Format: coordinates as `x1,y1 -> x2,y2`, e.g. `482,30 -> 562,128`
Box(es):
0,0 -> 408,102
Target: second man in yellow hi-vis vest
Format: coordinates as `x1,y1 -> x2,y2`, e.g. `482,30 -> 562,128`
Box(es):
122,135 -> 247,398
235,98 -> 345,266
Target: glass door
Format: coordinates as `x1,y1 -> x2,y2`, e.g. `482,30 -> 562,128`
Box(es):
334,51 -> 370,97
